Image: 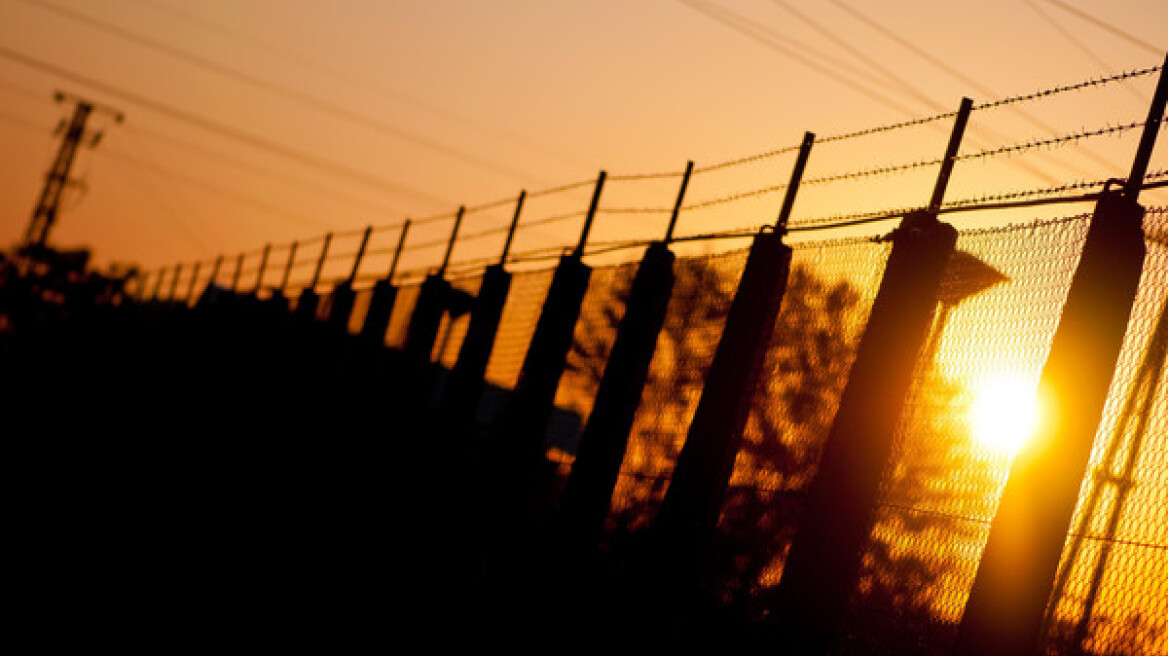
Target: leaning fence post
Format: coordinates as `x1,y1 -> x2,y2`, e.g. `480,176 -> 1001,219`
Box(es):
486,171 -> 606,514
295,233 -> 332,322
184,261 -> 201,305
557,162 -> 694,551
268,241 -> 297,312
253,244 -> 271,296
360,220 -> 410,344
654,134 -> 814,579
954,57 -> 1167,656
440,191 -> 526,436
150,266 -> 166,302
167,263 -> 183,304
327,226 -> 372,333
768,100 -> 970,655
196,255 -> 223,308
130,270 -> 145,301
403,208 -> 464,362
230,252 -> 245,294
208,256 -> 222,288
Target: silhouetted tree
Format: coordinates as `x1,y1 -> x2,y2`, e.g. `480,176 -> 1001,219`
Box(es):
556,251 -> 1013,651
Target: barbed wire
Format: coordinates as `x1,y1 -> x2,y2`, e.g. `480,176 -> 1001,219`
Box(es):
819,111 -> 959,145
137,61 -> 1168,282
608,170 -> 687,182
803,157 -> 945,187
972,64 -> 1163,113
682,65 -> 1163,176
776,119 -> 1149,192
143,174 -> 1168,282
598,206 -> 674,215
692,144 -> 805,175
957,120 -> 1147,163
681,183 -> 792,212
790,206 -> 910,231
520,209 -> 589,231
305,74 -> 1166,258
939,178 -> 1113,211
465,196 -> 521,214
526,178 -> 599,199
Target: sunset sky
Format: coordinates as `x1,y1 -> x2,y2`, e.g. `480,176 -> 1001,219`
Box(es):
1,0 -> 1165,278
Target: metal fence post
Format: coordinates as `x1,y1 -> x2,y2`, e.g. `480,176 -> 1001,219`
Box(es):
327,226 -> 372,333
150,266 -> 166,302
360,220 -> 410,345
253,244 -> 271,297
654,134 -> 814,582
557,163 -> 693,551
167,263 -> 182,304
403,208 -> 463,362
440,191 -> 526,436
486,172 -> 606,512
768,101 -> 971,655
295,233 -> 332,322
954,57 -> 1166,656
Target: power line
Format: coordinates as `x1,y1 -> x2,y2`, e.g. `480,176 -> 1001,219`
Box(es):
1,103 -> 224,254
125,0 -> 595,171
1037,0 -> 1161,55
824,0 -> 1131,181
671,0 -> 924,119
98,147 -> 333,231
766,0 -> 948,113
120,123 -> 408,219
0,45 -> 452,208
665,2 -> 1141,183
113,128 -> 223,253
826,0 -> 1001,101
21,0 -> 547,186
1022,0 -> 1151,103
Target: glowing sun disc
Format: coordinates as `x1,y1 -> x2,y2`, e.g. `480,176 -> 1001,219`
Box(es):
971,373 -> 1040,455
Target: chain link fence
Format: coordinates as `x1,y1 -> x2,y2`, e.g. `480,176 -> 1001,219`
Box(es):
369,207 -> 1167,654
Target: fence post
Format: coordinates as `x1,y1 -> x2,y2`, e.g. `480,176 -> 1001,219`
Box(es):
194,255 -> 224,308
253,244 -> 271,296
440,191 -> 526,436
556,163 -> 694,551
150,266 -> 166,302
208,256 -> 222,289
403,208 -> 464,362
268,241 -> 297,312
360,220 -> 410,344
486,172 -> 605,513
230,252 -> 245,293
167,263 -> 182,304
184,261 -> 201,305
954,58 -> 1166,656
768,100 -> 970,655
130,270 -> 146,301
327,226 -> 372,333
295,233 -> 332,322
653,134 -> 814,583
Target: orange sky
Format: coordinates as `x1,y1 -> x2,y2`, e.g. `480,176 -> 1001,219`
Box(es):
1,0 -> 1165,278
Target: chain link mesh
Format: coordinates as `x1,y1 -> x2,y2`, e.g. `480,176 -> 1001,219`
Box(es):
359,205 -> 1166,655
462,210 -> 1164,654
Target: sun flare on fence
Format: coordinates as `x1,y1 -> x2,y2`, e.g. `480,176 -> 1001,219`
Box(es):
970,371 -> 1042,456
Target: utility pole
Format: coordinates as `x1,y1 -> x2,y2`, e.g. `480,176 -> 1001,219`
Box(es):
23,91 -> 123,253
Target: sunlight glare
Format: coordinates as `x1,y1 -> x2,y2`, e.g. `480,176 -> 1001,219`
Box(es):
971,373 -> 1041,456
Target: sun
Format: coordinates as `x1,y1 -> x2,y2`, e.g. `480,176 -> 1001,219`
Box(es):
970,372 -> 1041,455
